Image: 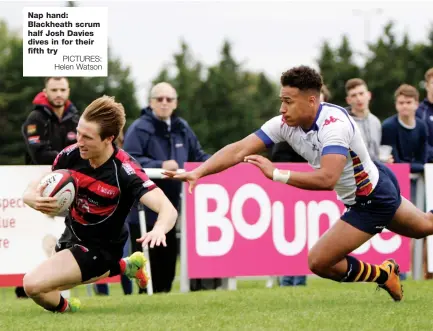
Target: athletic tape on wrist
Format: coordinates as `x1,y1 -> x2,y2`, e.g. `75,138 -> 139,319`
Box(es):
272,168 -> 290,184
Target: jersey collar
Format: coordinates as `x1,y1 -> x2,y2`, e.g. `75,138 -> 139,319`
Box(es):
302,103 -> 323,133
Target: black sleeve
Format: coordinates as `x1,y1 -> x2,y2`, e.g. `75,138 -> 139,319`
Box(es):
119,154 -> 158,203
51,144 -> 77,171
22,111 -> 59,164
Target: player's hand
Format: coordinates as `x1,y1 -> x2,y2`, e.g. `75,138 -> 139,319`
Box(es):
137,228 -> 167,248
244,154 -> 275,179
24,182 -> 59,216
162,170 -> 199,194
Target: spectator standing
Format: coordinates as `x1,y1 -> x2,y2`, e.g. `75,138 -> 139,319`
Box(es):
345,78 -> 383,162
382,84 -> 428,281
123,82 -> 210,293
416,67 -> 433,162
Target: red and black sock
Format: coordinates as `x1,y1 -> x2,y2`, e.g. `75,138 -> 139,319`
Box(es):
46,295 -> 69,313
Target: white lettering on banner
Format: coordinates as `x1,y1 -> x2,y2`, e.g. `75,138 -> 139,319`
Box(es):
272,201 -> 306,255
307,200 -> 340,250
195,184 -> 234,256
231,184 -> 271,240
352,229 -> 402,255
194,184 -> 403,256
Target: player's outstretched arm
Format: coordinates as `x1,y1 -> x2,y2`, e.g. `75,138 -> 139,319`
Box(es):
245,153 -> 347,191
163,133 -> 266,192
137,187 -> 178,248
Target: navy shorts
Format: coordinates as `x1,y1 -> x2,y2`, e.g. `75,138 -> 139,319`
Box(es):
340,162 -> 402,234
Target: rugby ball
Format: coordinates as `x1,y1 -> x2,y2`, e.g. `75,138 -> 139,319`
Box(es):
40,169 -> 76,215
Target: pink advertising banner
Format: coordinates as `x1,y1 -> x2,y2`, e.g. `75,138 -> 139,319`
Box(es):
184,162 -> 411,278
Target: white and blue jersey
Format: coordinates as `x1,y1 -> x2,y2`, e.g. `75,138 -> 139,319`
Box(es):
255,103 -> 380,205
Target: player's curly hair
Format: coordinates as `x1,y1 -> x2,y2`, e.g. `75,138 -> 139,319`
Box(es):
280,66 -> 323,93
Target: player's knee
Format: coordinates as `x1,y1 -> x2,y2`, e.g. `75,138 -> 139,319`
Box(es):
22,273 -> 44,297
308,251 -> 327,276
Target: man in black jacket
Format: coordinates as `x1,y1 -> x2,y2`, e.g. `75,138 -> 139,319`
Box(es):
18,77 -> 80,298
22,77 -> 80,165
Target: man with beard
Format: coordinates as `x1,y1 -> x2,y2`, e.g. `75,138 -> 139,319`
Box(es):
19,77 -> 80,298
22,77 -> 80,165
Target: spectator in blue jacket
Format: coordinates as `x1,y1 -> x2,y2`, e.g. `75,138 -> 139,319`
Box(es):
416,67 -> 433,162
382,83 -> 428,281
382,84 -> 428,178
123,82 -> 210,293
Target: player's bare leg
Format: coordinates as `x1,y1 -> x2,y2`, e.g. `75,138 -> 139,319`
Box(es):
387,196 -> 433,238
23,249 -> 87,312
308,220 -> 402,301
308,220 -> 373,279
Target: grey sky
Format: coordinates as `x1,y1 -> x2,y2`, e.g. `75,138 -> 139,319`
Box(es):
1,0 -> 432,106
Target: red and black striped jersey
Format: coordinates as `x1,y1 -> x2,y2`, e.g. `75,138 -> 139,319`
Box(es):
52,143 -> 157,247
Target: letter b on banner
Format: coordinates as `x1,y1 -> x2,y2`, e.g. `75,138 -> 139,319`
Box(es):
195,183 -> 273,256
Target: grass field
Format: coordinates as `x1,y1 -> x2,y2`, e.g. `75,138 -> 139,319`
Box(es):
1,278 -> 433,330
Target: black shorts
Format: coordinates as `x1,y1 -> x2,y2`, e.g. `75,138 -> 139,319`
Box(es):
340,162 -> 402,235
55,227 -> 124,282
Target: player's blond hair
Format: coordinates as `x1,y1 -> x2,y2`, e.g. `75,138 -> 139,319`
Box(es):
82,95 -> 126,141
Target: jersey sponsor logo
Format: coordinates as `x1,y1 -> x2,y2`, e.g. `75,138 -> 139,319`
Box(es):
88,197 -> 100,206
122,163 -> 135,175
74,195 -> 117,220
27,124 -> 37,134
62,143 -> 79,155
323,116 -> 343,127
76,198 -> 90,213
97,184 -> 117,197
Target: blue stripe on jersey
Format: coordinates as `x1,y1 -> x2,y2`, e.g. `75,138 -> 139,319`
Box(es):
322,145 -> 349,156
303,103 -> 323,132
255,129 -> 274,147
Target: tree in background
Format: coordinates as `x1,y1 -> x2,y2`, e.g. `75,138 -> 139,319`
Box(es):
317,21 -> 433,121
150,40 -> 279,153
317,35 -> 361,107
0,21 -> 41,165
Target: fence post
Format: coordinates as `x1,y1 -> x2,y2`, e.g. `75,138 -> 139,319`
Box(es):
138,203 -> 153,295
180,183 -> 190,293
412,174 -> 425,281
